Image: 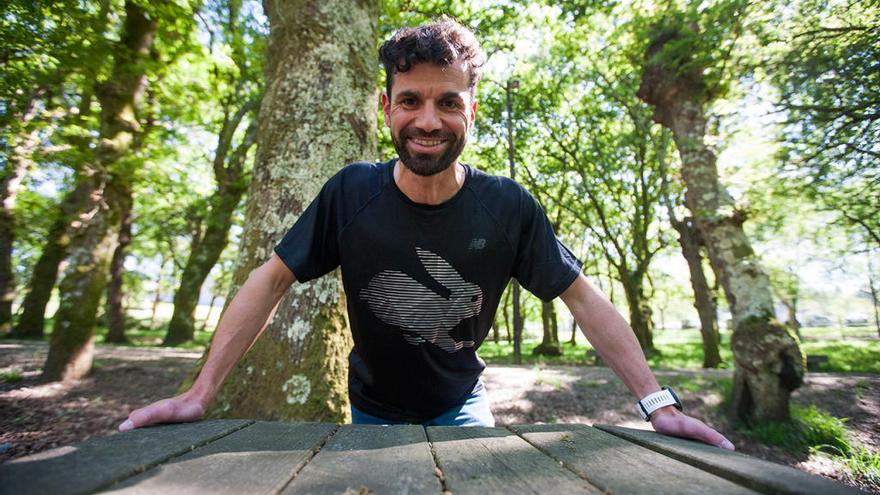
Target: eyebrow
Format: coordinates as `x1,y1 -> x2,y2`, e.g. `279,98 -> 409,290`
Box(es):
394,90 -> 465,101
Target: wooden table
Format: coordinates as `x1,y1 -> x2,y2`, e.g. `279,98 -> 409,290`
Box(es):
0,420 -> 864,494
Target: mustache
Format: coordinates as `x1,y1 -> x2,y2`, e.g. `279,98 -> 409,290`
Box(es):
400,128 -> 455,140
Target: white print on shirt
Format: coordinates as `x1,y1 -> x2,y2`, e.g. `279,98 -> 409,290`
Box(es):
359,247 -> 483,353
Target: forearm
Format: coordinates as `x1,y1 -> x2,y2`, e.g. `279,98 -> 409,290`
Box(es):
186,260 -> 292,406
561,274 -> 660,399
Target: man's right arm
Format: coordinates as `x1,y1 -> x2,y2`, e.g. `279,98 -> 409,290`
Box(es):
119,253 -> 296,431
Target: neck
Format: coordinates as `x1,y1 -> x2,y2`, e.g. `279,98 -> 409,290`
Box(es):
394,160 -> 466,205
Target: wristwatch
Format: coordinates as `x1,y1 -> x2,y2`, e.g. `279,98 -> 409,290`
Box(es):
637,387 -> 682,421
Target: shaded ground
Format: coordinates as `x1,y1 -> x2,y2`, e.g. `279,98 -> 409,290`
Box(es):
1,341 -> 878,492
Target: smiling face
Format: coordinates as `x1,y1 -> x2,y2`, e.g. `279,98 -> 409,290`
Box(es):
382,61 -> 477,176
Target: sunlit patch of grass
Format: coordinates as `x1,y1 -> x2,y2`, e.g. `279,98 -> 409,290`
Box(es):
0,368 -> 23,383
800,342 -> 880,373
739,405 -> 879,487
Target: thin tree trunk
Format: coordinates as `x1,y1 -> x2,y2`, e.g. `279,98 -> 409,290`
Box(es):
638,31 -> 803,422
12,179 -> 99,338
621,271 -> 656,354
105,187 -> 133,343
569,318 -> 577,345
674,217 -> 721,368
43,2 -> 157,381
150,263 -> 164,329
178,0 -> 378,421
164,105 -> 257,346
533,300 -> 561,356
200,292 -> 219,333
501,287 -> 512,344
1,97 -> 41,334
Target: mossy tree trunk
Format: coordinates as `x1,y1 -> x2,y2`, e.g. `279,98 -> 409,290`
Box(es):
674,216 -> 721,368
105,188 -> 133,344
164,104 -> 258,346
42,1 -> 157,381
184,0 -> 378,422
638,29 -> 803,423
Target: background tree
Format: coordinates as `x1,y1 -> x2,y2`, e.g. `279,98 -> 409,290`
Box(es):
163,0 -> 264,346
635,0 -> 804,422
42,0 -> 196,381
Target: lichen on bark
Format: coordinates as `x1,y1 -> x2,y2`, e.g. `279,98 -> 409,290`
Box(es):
188,0 -> 379,422
636,21 -> 803,422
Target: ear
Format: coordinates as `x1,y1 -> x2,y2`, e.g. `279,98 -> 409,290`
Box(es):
468,99 -> 478,126
381,92 -> 392,129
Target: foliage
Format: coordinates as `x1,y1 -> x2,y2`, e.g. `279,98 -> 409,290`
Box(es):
761,0 -> 879,248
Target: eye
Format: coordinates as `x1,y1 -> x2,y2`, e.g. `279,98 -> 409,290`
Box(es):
441,99 -> 461,109
400,97 -> 417,107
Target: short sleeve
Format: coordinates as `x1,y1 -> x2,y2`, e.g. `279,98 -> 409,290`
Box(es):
273,177 -> 342,282
513,190 -> 582,301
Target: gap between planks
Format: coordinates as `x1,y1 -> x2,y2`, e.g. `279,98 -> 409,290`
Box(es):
275,424 -> 342,495
98,420 -> 257,493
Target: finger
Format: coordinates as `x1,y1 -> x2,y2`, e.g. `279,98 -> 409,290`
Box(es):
126,400 -> 178,430
685,417 -> 735,451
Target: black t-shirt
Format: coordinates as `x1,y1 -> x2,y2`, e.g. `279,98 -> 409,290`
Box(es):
274,159 -> 581,422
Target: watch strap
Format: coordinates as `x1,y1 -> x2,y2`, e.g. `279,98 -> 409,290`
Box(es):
637,387 -> 681,421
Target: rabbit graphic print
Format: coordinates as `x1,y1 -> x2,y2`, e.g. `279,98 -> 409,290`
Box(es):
359,247 -> 483,353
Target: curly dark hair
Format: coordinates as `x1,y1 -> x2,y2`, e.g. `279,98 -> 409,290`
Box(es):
379,17 -> 485,98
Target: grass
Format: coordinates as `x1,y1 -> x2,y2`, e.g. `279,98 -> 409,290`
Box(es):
738,405 -> 880,487
0,368 -> 23,383
479,326 -> 880,374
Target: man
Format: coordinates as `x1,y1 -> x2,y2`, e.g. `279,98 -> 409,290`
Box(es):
119,19 -> 734,450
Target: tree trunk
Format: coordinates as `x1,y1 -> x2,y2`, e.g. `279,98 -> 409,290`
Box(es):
674,217 -> 721,368
621,272 -> 656,354
164,178 -> 249,346
11,177 -> 100,339
42,2 -> 157,382
501,286 -> 512,344
533,300 -> 562,356
164,103 -> 257,346
180,0 -> 378,422
105,187 -> 133,343
0,97 -> 41,334
638,34 -> 803,423
569,318 -> 577,345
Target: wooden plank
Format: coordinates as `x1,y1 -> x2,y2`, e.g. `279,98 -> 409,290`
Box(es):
427,426 -> 601,494
102,422 -> 336,494
0,419 -> 252,495
282,424 -> 440,494
511,424 -> 759,495
595,425 -> 865,495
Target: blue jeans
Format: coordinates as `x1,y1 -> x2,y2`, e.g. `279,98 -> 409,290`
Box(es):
351,382 -> 495,427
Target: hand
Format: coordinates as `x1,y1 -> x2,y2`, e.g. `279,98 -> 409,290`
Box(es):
118,392 -> 206,432
650,406 -> 735,450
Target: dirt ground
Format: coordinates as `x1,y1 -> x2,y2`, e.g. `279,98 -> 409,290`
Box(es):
2,340 -> 878,492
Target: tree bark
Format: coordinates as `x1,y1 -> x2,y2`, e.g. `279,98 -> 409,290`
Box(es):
673,217 -> 721,368
620,271 -> 656,355
11,178 -> 99,339
533,300 -> 562,356
164,108 -> 257,346
42,1 -> 157,381
105,188 -> 133,344
180,0 -> 378,422
638,30 -> 804,423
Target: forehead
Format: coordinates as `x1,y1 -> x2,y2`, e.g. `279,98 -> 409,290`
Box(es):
390,61 -> 471,98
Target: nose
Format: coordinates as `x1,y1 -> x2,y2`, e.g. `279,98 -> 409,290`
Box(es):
413,101 -> 442,133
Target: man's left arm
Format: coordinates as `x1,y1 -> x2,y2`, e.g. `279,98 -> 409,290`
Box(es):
559,273 -> 735,450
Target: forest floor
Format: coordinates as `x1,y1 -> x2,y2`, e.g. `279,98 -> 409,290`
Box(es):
1,340 -> 878,492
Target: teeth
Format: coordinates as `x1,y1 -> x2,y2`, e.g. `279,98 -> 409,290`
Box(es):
412,139 -> 443,146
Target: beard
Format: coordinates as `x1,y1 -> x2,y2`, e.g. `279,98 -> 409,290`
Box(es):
392,127 -> 467,177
